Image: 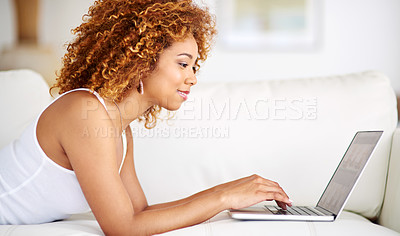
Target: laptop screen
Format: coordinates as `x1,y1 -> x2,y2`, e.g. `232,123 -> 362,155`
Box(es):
316,131 -> 383,215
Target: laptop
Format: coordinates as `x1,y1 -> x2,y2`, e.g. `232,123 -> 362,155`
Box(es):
229,131 -> 383,222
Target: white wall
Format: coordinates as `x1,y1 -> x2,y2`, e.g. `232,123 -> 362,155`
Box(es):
0,0 -> 15,50
1,0 -> 399,94
200,0 -> 400,95
38,0 -> 94,59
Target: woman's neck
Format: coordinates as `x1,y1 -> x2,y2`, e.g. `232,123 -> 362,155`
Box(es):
111,90 -> 154,132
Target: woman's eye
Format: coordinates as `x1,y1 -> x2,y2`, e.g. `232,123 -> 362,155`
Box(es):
179,63 -> 188,68
192,67 -> 197,73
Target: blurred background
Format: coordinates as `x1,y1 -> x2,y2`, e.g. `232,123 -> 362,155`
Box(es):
0,0 -> 399,119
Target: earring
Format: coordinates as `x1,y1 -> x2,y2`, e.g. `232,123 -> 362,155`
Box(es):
138,79 -> 144,94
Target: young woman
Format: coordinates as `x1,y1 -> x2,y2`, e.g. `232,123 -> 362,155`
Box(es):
0,0 -> 292,235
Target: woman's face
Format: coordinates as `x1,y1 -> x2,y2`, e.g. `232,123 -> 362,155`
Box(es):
143,36 -> 199,111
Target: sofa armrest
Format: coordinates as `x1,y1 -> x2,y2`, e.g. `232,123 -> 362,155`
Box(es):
379,127 -> 400,233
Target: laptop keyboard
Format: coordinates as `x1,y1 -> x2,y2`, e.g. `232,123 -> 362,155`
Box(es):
264,205 -> 325,216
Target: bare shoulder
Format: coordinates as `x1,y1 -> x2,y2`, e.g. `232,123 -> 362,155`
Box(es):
50,91 -> 114,143
47,90 -> 120,176
50,90 -> 110,122
40,91 -> 112,137
41,90 -> 116,153
49,92 -> 136,233
37,90 -> 115,170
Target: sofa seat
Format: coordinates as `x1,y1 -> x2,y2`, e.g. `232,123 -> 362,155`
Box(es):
0,210 -> 397,236
165,211 -> 399,236
0,212 -> 101,236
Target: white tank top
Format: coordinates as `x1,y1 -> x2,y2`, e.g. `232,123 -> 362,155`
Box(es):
0,88 -> 127,224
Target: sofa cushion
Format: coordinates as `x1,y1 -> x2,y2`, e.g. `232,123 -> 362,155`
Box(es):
0,69 -> 52,149
162,211 -> 400,236
132,71 -> 398,220
0,212 -> 102,236
380,128 -> 400,232
2,211 -> 399,236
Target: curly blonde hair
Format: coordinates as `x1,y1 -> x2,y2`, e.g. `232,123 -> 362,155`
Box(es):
52,0 -> 216,128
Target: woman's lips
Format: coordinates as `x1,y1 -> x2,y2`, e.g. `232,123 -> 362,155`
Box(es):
177,90 -> 190,100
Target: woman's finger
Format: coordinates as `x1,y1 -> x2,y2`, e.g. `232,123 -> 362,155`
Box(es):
276,200 -> 289,210
254,183 -> 291,204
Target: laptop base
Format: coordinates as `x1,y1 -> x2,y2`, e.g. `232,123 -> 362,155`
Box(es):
229,205 -> 335,222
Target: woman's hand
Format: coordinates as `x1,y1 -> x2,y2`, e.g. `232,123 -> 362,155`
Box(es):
216,174 -> 292,210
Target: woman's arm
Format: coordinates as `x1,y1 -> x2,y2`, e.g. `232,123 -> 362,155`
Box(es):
145,174 -> 290,211
119,126 -> 283,212
60,95 -> 291,235
120,126 -> 216,212
121,133 -> 291,234
121,127 -> 290,212
144,187 -> 216,211
132,174 -> 290,235
119,127 -> 149,213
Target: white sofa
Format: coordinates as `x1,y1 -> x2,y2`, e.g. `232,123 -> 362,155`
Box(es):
0,69 -> 399,235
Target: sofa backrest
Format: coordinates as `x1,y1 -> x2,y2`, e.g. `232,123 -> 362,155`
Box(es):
133,71 -> 398,220
0,69 -> 52,149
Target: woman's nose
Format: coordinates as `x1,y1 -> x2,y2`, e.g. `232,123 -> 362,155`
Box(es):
186,73 -> 197,86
